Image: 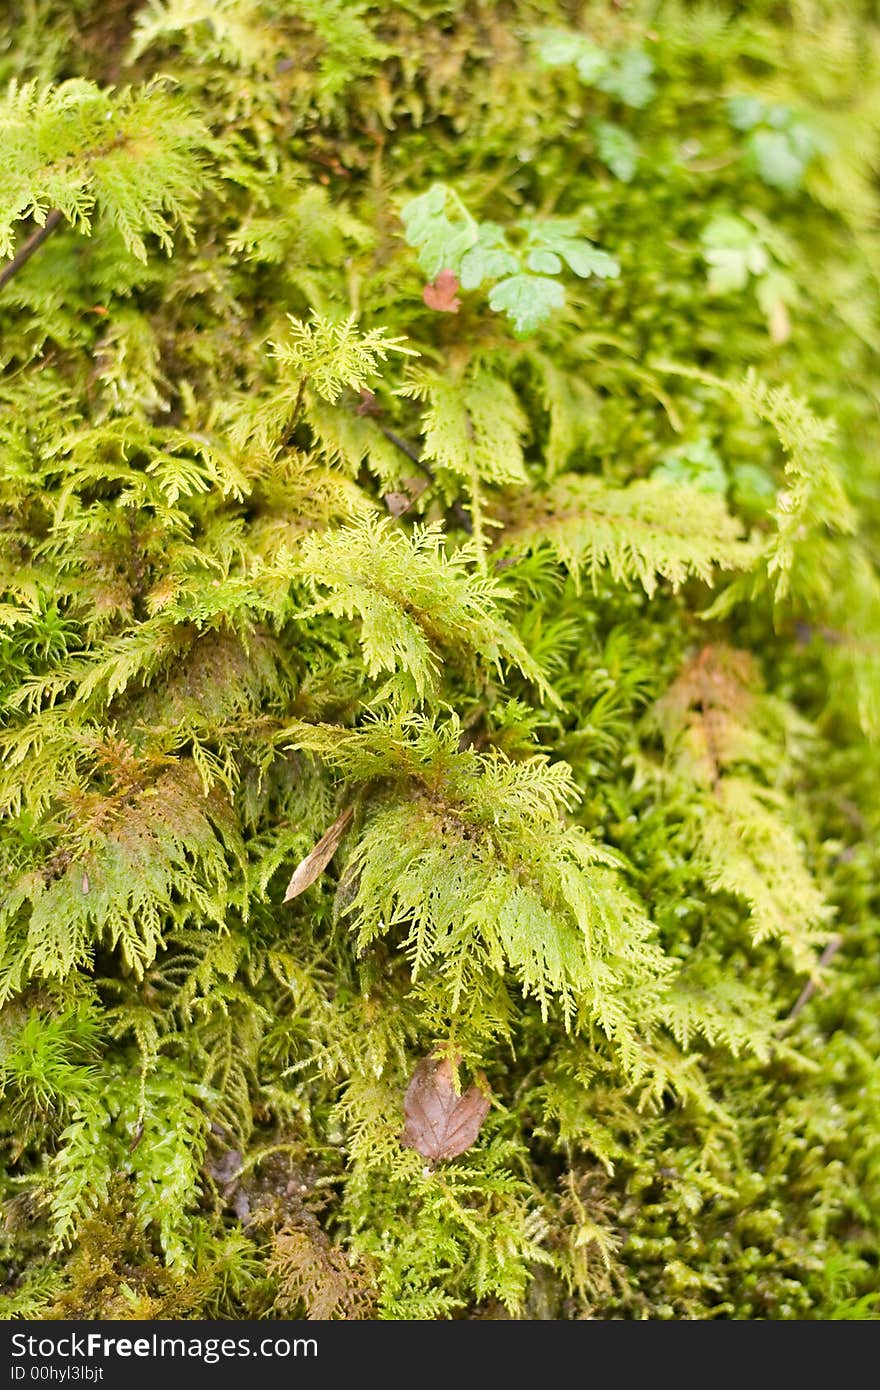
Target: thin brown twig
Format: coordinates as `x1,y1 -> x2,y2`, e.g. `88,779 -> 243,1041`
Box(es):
0,210 -> 64,292
785,933 -> 844,1023
378,424 -> 473,534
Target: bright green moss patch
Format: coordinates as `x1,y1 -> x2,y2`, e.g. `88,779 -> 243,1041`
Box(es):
1,0 -> 879,1320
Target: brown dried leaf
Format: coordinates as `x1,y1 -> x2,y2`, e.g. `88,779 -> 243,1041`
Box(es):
383,490 -> 413,518
422,269 -> 461,313
383,475 -> 428,517
282,807 -> 353,903
400,1054 -> 490,1162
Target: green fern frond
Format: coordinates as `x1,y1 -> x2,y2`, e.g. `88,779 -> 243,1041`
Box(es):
500,475 -> 755,595
296,515 -> 554,706
0,78 -> 212,261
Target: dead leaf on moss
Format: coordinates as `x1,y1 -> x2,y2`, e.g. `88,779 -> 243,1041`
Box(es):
383,475 -> 429,517
282,807 -> 353,902
400,1054 -> 490,1162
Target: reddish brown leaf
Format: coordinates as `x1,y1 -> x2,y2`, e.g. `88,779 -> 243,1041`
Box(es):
282,807 -> 353,903
422,269 -> 461,313
400,1054 -> 490,1162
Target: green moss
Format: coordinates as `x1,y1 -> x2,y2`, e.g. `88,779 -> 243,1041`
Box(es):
1,0 -> 879,1320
